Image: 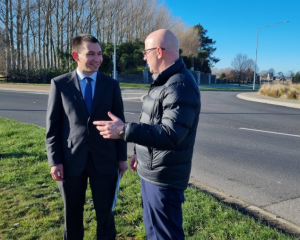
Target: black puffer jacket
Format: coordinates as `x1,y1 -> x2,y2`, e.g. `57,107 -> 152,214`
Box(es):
125,58 -> 201,190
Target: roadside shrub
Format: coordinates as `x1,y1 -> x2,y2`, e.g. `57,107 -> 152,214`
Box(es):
7,68 -> 71,83
121,66 -> 147,74
259,83 -> 300,101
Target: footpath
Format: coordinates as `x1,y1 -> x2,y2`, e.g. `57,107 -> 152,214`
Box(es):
1,83 -> 300,237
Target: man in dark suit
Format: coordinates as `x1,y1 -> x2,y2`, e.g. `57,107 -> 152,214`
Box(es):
46,34 -> 127,240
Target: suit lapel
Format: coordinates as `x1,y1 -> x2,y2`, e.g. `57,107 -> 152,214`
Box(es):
67,70 -> 89,116
90,72 -> 107,116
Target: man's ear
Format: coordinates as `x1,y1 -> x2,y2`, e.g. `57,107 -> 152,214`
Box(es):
71,51 -> 79,62
157,47 -> 164,59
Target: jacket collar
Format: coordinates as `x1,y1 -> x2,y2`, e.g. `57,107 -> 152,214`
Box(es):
152,58 -> 185,86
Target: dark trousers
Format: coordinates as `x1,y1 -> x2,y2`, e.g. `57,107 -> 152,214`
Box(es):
58,153 -> 117,240
140,178 -> 185,240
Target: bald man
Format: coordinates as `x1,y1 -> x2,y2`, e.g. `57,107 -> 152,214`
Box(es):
94,29 -> 201,240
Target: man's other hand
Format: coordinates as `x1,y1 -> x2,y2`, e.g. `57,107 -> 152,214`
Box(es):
50,164 -> 64,181
118,161 -> 128,178
130,154 -> 138,172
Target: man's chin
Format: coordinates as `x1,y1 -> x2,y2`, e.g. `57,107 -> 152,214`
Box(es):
89,67 -> 99,72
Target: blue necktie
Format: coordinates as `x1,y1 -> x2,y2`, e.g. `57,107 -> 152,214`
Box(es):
84,77 -> 93,115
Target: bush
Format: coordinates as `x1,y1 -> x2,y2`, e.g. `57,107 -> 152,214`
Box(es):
259,83 -> 300,101
7,68 -> 72,83
293,72 -> 300,83
121,66 -> 147,74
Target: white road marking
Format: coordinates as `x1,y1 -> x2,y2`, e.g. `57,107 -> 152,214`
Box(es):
124,112 -> 136,114
239,127 -> 300,138
122,93 -> 146,94
122,97 -> 142,100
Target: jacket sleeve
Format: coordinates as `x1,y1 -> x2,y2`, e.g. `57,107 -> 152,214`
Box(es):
112,82 -> 127,161
45,79 -> 63,166
124,83 -> 200,150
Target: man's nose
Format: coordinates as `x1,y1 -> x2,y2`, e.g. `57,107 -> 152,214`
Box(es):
95,55 -> 102,61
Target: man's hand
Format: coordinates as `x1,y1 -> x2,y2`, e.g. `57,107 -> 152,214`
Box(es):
118,161 -> 128,178
93,112 -> 124,139
130,154 -> 138,172
50,164 -> 64,181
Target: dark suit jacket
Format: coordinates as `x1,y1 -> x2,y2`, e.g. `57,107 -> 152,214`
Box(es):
46,70 -> 127,177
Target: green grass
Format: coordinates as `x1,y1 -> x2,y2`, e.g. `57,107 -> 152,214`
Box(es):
0,81 -> 259,92
120,83 -> 259,91
120,83 -> 150,89
0,117 -> 297,239
119,83 -> 259,91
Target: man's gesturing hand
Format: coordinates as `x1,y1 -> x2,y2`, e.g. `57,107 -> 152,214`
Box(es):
93,111 -> 124,139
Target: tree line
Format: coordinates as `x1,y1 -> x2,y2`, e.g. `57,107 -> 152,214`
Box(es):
0,0 -> 219,82
213,53 -> 300,84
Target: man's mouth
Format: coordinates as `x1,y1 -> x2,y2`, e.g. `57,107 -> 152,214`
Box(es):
90,63 -> 99,67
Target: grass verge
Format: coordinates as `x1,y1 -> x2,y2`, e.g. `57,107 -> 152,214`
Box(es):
259,83 -> 300,101
0,117 -> 297,239
120,83 -> 258,91
0,82 -> 258,92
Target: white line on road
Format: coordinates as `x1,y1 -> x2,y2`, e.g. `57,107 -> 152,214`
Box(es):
239,127 -> 300,138
122,93 -> 146,94
124,112 -> 136,114
122,97 -> 142,100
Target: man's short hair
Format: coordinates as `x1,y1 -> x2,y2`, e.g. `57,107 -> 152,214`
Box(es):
72,34 -> 100,52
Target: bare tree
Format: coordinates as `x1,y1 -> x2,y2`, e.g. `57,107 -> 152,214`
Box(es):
177,26 -> 199,70
260,70 -> 268,78
289,70 -> 295,78
231,53 -> 254,85
177,27 -> 198,57
0,0 -> 191,76
277,72 -> 285,82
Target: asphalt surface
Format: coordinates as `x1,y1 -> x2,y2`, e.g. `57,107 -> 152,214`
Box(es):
0,84 -> 300,236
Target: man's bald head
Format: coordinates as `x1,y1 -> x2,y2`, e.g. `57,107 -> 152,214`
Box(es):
145,29 -> 179,54
144,29 -> 180,73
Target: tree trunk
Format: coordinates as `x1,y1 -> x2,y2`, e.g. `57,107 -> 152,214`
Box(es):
5,0 -> 11,74
16,0 -> 21,69
26,0 -> 30,71
38,0 -> 41,69
9,0 -> 14,70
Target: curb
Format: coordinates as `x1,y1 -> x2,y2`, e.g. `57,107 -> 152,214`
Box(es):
189,177 -> 300,238
237,93 -> 300,109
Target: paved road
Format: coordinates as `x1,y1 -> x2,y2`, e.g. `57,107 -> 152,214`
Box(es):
193,91 -> 300,227
1,88 -> 300,231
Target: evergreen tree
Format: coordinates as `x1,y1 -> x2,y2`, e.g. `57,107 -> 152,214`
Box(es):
293,72 -> 300,83
193,24 -> 220,73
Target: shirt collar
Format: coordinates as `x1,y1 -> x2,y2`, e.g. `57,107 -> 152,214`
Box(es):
76,69 -> 97,82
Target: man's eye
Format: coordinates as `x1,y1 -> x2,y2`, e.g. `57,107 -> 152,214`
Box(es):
87,53 -> 94,56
